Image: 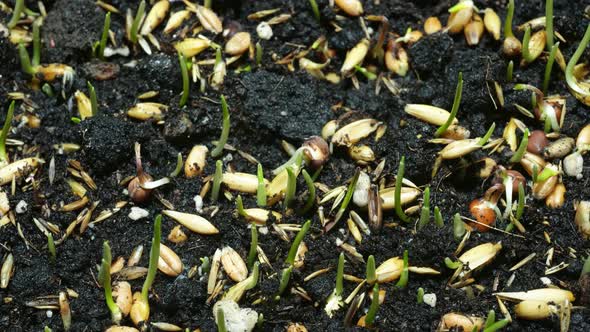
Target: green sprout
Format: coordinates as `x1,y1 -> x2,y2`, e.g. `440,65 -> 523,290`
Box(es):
532,164 -> 539,183
170,153 -> 183,177
236,195 -> 247,218
224,262 -> 260,302
545,0 -> 554,50
418,187 -> 431,230
521,26 -> 533,63
216,307 -> 227,332
178,52 -> 190,107
41,83 -> 54,97
509,129 -> 529,163
279,220 -> 311,296
247,226 -> 258,269
504,0 -> 515,38
87,81 -> 98,116
32,18 -> 41,67
435,72 -> 463,137
7,0 -> 24,29
284,166 -> 296,209
301,169 -> 316,214
565,24 -> 590,100
130,0 -> 146,44
18,43 -> 35,75
395,157 -> 410,223
256,163 -> 266,207
211,95 -> 230,158
98,12 -> 111,60
0,101 -> 15,166
444,257 -> 463,269
483,310 -> 510,332
308,0 -> 320,22
141,214 -> 162,304
354,65 -> 377,80
44,326 -> 52,332
278,265 -> 293,296
477,122 -> 496,146
417,287 -> 424,304
536,166 -> 558,182
506,60 -> 513,82
364,283 -> 380,327
333,168 -> 360,225
211,160 -> 223,203
47,233 -> 56,263
515,182 -> 525,221
98,241 -> 122,324
434,206 -> 444,227
325,252 -> 345,317
255,42 -> 263,66
453,213 -> 465,241
366,255 -> 376,285
543,43 -> 559,94
582,256 -> 590,277
395,250 -> 409,288
204,0 -> 212,9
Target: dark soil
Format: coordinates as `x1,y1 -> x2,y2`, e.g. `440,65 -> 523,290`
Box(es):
0,0 -> 589,331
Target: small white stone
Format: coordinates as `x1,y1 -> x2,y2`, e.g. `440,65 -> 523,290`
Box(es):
194,195 -> 203,214
46,310 -> 53,318
256,22 -> 273,40
128,207 -> 149,221
352,171 -> 371,208
15,200 -> 28,214
563,152 -> 583,179
258,226 -> 268,235
540,277 -> 552,286
335,238 -> 344,246
423,293 -> 437,308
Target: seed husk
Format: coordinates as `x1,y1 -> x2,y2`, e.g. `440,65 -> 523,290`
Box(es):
439,313 -> 484,331
1,253 -> 14,288
221,246 -> 248,282
575,201 -> 590,239
0,158 -> 43,185
185,145 -> 208,178
74,91 -> 92,119
195,5 -> 223,33
151,322 -> 182,331
447,7 -> 473,34
225,32 -> 251,55
349,145 -> 375,163
223,172 -> 267,194
335,0 -> 363,16
105,327 -> 140,332
424,17 -> 442,35
545,183 -> 566,209
494,288 -> 575,303
293,242 -> 308,269
464,14 -> 484,46
458,242 -> 502,272
340,39 -> 370,74
404,104 -> 459,126
208,249 -> 222,294
164,10 -> 190,34
163,210 -> 219,235
439,139 -> 481,159
158,243 -> 183,277
379,187 -> 421,210
322,120 -> 339,139
241,208 -> 282,225
385,40 -> 409,76
375,257 -> 403,283
127,102 -> 167,121
167,225 -> 188,244
563,152 -> 583,179
532,164 -> 559,199
544,137 -> 575,159
484,8 -> 501,40
520,152 -> 546,176
524,30 -> 547,64
332,119 -> 381,147
140,0 -> 170,35
174,38 -> 211,58
113,281 -> 132,316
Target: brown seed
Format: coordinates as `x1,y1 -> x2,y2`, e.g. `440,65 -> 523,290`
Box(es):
545,183 -> 566,209
302,136 -> 330,169
483,8 -> 501,40
503,36 -> 522,57
464,15 -> 484,46
225,32 -> 251,56
527,130 -> 549,155
424,17 -> 442,35
334,0 -> 363,16
167,225 -> 188,244
544,137 -> 575,159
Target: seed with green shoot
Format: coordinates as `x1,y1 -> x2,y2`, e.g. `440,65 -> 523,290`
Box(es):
99,12 -> 111,60
99,241 -> 122,324
18,43 -> 35,75
32,18 -> 41,67
453,213 -> 465,241
354,65 -> 377,80
417,287 -> 424,304
502,0 -> 522,57
325,252 -> 345,317
418,187 -> 431,230
41,83 -> 54,97
366,255 -> 376,285
506,60 -> 513,82
395,157 -> 410,223
301,169 -> 315,214
216,307 -> 227,332
286,220 -> 311,266
434,206 -> 444,227
516,182 -> 525,220
247,226 -> 258,269
169,153 -> 183,177
284,166 -> 296,209
333,168 -> 360,225
545,0 -> 554,50
211,95 -> 230,158
0,101 -> 15,166
543,42 -> 559,94
566,24 -> 590,105
256,163 -> 266,207
47,233 -> 56,263
178,52 -> 189,107
364,283 -> 380,326
395,250 -> 409,288
484,310 -> 496,329
130,0 -> 146,44
7,0 -> 24,29
509,129 -> 529,163
308,0 -> 320,22
211,160 -> 223,202
87,82 -> 98,116
435,72 -> 462,137
483,318 -> 510,332
444,257 -> 462,269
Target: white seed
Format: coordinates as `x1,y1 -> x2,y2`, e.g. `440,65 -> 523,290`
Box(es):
1,253 -> 14,288
128,207 -> 149,221
185,145 -> 208,178
379,187 -> 421,210
256,22 -> 273,40
140,0 -> 170,35
514,300 -> 554,320
494,288 -> 575,303
334,0 -> 363,16
331,119 -> 381,147
158,243 -> 184,277
221,246 -> 248,282
163,210 -> 219,235
352,171 -> 370,208
164,10 -> 190,34
322,120 -> 339,140
576,124 -> 590,151
340,39 -> 370,74
375,257 -> 403,283
483,8 -> 501,40
225,32 -> 251,55
127,245 -> 143,267
223,172 -> 266,194
15,200 -> 27,214
404,104 -> 459,126
175,38 -> 211,58
195,5 -> 222,34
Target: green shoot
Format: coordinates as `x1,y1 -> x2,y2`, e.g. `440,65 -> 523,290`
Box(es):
333,168 -> 360,225
170,153 -> 183,177
311,165 -> 323,182
335,253 -> 344,296
509,129 -> 529,163
284,166 -> 296,209
99,12 -> 111,60
255,42 -> 263,66
483,318 -> 510,332
566,24 -> 590,98
200,256 -> 211,273
278,265 -> 293,296
0,101 -> 15,165
453,213 -> 465,241
485,310 -> 496,328
477,122 -> 496,146
308,0 -> 320,22
325,253 -> 345,317
364,283 -> 380,326
211,95 -> 230,158
417,287 -> 424,304
532,165 -> 539,183
435,72 -> 463,137
87,82 -> 98,116
211,160 -> 223,202
99,241 -> 122,324
141,214 -> 162,303
506,60 -> 513,82
444,257 -> 463,269
418,187 -> 431,230
7,0 -> 24,29
256,163 -> 266,207
204,0 -> 212,9
130,0 -> 146,44
44,326 -> 52,332
286,220 -> 311,266
41,83 -> 54,97
582,256 -> 590,276
47,233 -> 56,263
515,182 -> 525,220
354,65 -> 377,80
434,206 -> 444,227
395,250 -> 409,288
18,43 -> 35,75
395,157 -> 410,222
247,226 -> 258,269
236,195 -> 247,218
522,26 -> 533,63
543,43 -> 559,94
504,0 -> 515,38
301,169 -> 316,214
545,0 -> 554,50
366,255 -> 376,285
32,18 -> 41,67
537,167 -> 558,182
216,308 -> 227,332
178,52 -> 189,107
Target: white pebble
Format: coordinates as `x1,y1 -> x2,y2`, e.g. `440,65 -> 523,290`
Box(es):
46,310 -> 53,318
194,195 -> 203,214
15,200 -> 28,214
128,207 -> 149,221
256,22 -> 273,40
563,152 -> 583,179
352,171 -> 370,208
258,226 -> 268,235
423,293 -> 437,308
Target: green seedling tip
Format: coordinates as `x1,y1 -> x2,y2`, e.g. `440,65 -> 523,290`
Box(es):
211,95 -> 230,158
18,43 -> 35,75
509,129 -> 529,163
301,169 -> 316,214
100,241 -> 121,324
515,182 -> 525,220
506,60 -> 513,82
477,122 -> 496,146
444,257 -> 463,269
453,213 -> 466,241
47,233 -> 56,263
536,166 -> 558,182
130,1 -> 146,44
395,157 -> 410,222
417,287 -> 425,304
522,26 -> 533,63
99,12 -> 111,60
582,256 -> 590,276
142,214 -> 162,302
418,186 -> 431,230
364,283 -> 380,326
247,226 -> 258,269
211,160 -> 223,202
434,206 -> 444,227
236,195 -> 247,218
256,163 -> 267,207
284,166 -> 297,210
32,18 -> 41,67
366,255 -> 376,285
545,0 -> 554,50
435,72 -> 463,137
335,252 -> 344,295
7,0 -> 24,29
178,52 -> 190,107
286,220 -> 311,266
217,307 -> 227,332
395,250 -> 409,288
308,0 -> 320,22
504,0 -> 515,38
543,43 -> 559,94
170,153 -> 183,177
566,24 -> 590,98
334,168 -> 360,224
0,101 -> 15,165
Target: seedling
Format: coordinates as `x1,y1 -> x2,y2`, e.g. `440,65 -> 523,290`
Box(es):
41,83 -> 54,97
417,287 -> 424,304
0,101 -> 15,167
504,0 -> 514,39
395,250 -> 409,288
211,95 -> 230,158
395,157 -> 410,222
418,187 -> 431,230
545,0 -> 554,50
18,43 -> 35,75
536,166 -> 558,182
308,0 -> 320,22
506,60 -> 513,82
256,163 -> 266,207
509,129 -> 529,163
98,12 -> 111,60
216,308 -> 227,332
7,0 -> 24,29
301,169 -> 315,214
565,24 -> 590,105
515,182 -> 525,221
514,84 -> 561,132
255,42 -> 263,66
522,26 -> 533,63
434,206 -> 444,227
132,214 -> 161,324
364,283 -> 380,327
354,65 -> 377,80
247,226 -> 258,269
543,43 -> 559,94
444,257 -> 462,269
130,1 -> 146,44
366,255 -> 376,285
325,252 -> 345,317
333,168 -> 360,225
32,18 -> 41,67
453,213 -> 466,241
284,166 -> 296,209
278,220 -> 311,296
483,310 -> 510,332
435,72 -> 463,137
98,241 -> 122,324
236,195 -> 246,218
87,82 -> 98,116
211,160 -> 222,202
582,256 -> 590,277
47,233 -> 56,263
169,153 -> 183,177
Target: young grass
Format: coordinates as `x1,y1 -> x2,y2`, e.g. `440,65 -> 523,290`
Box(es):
211,95 -> 230,158
435,72 -> 463,137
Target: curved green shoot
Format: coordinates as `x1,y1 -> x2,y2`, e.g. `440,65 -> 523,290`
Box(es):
32,18 -> 41,67
286,220 -> 311,266
418,186 -> 431,230
169,153 -> 183,177
247,226 -> 258,269
308,0 -> 320,22
130,0 -> 146,44
87,82 -> 98,116
47,232 -> 56,263
566,24 -> 590,97
522,26 -> 532,63
0,101 -> 15,165
395,157 -> 410,222
434,206 -> 444,227
256,163 -> 266,207
537,166 -> 558,182
417,287 -> 424,304
366,255 -> 376,285
211,160 -> 222,202
236,195 -> 247,218
485,310 -> 496,329
178,52 -> 189,107
18,44 -> 35,75
483,319 -> 510,332
477,122 -> 496,146
141,214 -> 162,302
444,257 -> 462,269
99,241 -> 121,324
284,166 -> 296,210
334,168 -> 360,224
278,265 -> 293,296
335,252 -> 344,296
509,129 -> 529,163
582,256 -> 590,276
364,283 -> 380,326
99,12 -> 111,60
453,213 -> 465,241
216,307 -> 227,332
301,169 -> 315,214
504,0 -> 515,38
7,0 -> 24,29
506,60 -> 513,82
395,250 -> 409,288
41,83 -> 54,97
543,42 -> 559,94
211,95 -> 230,158
515,182 -> 525,220
545,0 -> 554,50
435,72 -> 463,137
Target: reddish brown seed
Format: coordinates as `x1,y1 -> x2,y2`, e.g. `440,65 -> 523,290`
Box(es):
493,169 -> 525,193
302,136 -> 330,170
502,36 -> 522,57
128,173 -> 153,204
469,198 -> 496,232
527,130 -> 549,155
